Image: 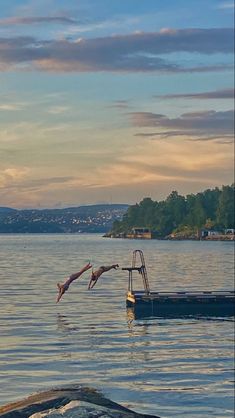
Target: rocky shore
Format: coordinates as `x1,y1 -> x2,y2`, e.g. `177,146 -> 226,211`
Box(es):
0,386 -> 159,418
104,233 -> 234,241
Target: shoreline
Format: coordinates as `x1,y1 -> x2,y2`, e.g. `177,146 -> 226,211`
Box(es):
104,234 -> 235,241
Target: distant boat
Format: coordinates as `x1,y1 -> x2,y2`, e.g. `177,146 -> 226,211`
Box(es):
123,250 -> 235,319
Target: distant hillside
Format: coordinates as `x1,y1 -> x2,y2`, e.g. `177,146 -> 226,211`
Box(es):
0,204 -> 129,233
0,207 -> 17,213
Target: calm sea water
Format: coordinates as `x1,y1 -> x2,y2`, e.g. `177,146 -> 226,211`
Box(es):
0,234 -> 234,417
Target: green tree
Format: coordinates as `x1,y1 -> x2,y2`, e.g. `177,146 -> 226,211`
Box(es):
109,184 -> 234,237
166,191 -> 187,227
184,194 -> 206,228
216,185 -> 235,228
201,187 -> 221,221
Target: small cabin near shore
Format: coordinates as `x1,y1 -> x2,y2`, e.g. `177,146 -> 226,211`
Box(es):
225,228 -> 235,234
126,227 -> 153,239
200,228 -> 235,240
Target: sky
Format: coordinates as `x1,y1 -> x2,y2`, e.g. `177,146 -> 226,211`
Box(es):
0,0 -> 234,209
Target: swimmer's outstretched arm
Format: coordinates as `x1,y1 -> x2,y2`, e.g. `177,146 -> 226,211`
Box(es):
56,263 -> 92,303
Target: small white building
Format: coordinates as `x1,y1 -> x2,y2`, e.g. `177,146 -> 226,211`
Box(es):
225,228 -> 235,234
207,230 -> 220,236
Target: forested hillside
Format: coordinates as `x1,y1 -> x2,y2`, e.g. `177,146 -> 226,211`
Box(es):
110,185 -> 234,238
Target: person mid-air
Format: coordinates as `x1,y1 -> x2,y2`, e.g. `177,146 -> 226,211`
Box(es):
88,264 -> 119,290
56,263 -> 92,303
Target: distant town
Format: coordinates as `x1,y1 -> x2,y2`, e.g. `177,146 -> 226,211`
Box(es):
0,204 -> 129,233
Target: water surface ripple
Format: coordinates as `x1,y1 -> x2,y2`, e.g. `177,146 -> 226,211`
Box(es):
0,234 -> 234,417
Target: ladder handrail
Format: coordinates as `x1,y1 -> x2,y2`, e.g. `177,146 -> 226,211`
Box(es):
132,250 -> 151,295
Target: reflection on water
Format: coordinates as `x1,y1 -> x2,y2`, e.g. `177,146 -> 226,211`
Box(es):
0,234 -> 234,417
127,306 -> 235,322
126,308 -> 135,327
57,314 -> 80,334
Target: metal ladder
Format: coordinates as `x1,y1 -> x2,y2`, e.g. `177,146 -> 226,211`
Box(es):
123,250 -> 151,295
132,250 -> 150,295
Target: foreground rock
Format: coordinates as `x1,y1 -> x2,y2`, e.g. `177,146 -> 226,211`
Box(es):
0,386 -> 160,418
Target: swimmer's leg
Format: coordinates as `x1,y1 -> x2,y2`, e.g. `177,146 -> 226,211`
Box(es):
88,278 -> 98,290
56,283 -> 66,303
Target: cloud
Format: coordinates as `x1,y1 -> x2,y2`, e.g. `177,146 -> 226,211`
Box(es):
129,109 -> 234,140
217,2 -> 235,9
154,88 -> 235,100
1,167 -> 99,195
11,176 -> 76,192
109,100 -> 130,109
84,137 -> 233,190
0,16 -> 78,26
0,167 -> 29,187
0,28 -> 233,73
135,131 -> 234,143
0,104 -> 22,111
0,135 -> 233,208
0,171 -> 77,205
47,106 -> 70,114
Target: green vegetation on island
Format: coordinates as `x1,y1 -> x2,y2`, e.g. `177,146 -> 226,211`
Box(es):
108,184 -> 234,239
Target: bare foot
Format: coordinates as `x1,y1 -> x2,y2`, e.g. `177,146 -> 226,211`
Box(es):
83,263 -> 92,272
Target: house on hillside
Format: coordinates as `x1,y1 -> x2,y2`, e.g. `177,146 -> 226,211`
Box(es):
126,227 -> 153,239
199,228 -> 234,240
207,230 -> 221,236
225,228 -> 234,234
200,229 -> 222,238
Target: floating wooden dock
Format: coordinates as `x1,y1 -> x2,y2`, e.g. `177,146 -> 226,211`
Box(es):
123,250 -> 235,318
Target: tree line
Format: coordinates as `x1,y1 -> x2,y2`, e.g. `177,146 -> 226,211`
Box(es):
110,184 -> 234,238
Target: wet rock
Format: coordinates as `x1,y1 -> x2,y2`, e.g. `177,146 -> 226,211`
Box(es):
0,386 -> 160,418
